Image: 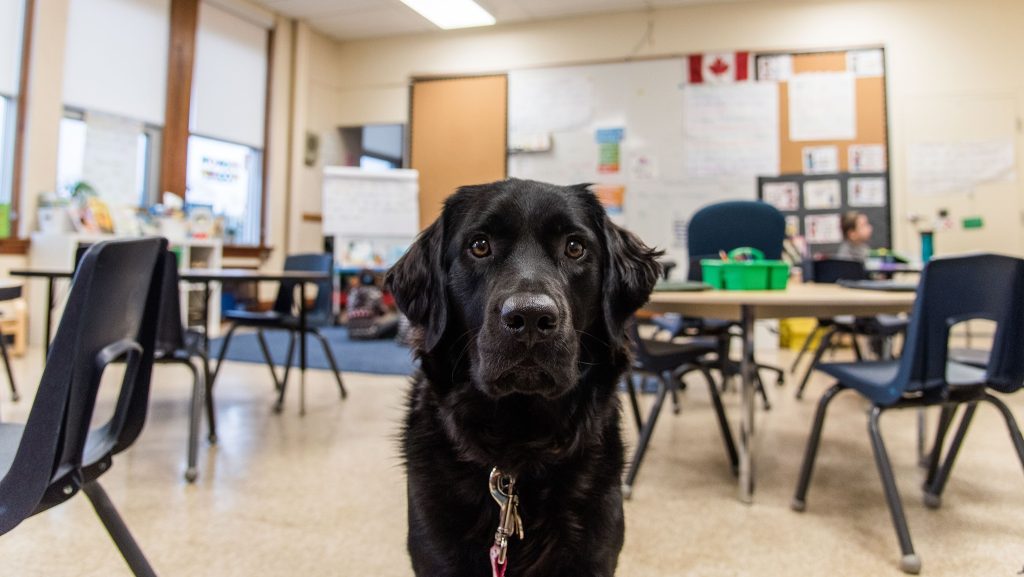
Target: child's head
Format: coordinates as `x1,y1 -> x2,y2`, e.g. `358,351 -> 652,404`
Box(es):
841,211 -> 873,244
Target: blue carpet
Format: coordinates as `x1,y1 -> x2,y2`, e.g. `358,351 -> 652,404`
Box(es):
209,327 -> 417,376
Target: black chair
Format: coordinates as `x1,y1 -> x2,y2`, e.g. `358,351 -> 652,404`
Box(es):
211,253 -> 347,411
791,253 -> 1024,575
622,322 -> 738,498
150,251 -> 208,482
792,258 -> 909,399
0,237 -> 166,576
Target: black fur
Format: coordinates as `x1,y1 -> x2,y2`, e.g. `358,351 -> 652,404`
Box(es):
387,179 -> 661,577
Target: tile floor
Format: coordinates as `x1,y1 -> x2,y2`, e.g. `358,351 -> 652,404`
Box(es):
0,344 -> 1021,576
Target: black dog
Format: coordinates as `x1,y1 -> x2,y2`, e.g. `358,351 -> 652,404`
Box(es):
387,179 -> 661,577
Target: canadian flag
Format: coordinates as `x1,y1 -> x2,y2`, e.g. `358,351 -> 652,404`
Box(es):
687,52 -> 752,83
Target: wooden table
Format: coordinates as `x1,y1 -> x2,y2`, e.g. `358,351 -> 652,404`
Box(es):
9,268 -> 72,361
645,283 -> 917,504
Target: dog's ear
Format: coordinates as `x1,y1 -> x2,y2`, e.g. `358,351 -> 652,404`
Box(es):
601,218 -> 663,346
386,217 -> 448,351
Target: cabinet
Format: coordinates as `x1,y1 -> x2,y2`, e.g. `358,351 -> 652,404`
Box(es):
28,233 -> 224,344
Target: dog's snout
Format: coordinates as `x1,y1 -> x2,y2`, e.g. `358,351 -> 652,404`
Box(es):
500,293 -> 559,343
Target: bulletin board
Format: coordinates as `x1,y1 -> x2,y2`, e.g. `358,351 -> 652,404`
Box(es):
756,47 -> 893,253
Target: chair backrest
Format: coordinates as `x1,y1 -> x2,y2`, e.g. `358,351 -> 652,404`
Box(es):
153,250 -> 187,356
273,253 -> 334,326
686,201 -> 786,280
894,253 -> 1024,400
811,258 -> 867,284
0,237 -> 165,534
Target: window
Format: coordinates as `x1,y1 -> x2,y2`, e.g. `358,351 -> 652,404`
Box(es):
0,95 -> 13,205
185,135 -> 262,246
56,109 -> 157,206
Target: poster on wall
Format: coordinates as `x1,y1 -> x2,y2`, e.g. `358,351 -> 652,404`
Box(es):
682,82 -> 780,178
803,179 -> 842,210
596,128 -> 624,174
848,177 -> 887,207
847,49 -> 884,77
804,213 -> 842,243
757,54 -> 792,82
762,181 -> 799,211
802,145 -> 839,174
849,144 -> 887,173
592,184 -> 625,217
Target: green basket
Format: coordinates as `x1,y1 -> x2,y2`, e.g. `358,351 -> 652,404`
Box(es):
700,248 -> 790,291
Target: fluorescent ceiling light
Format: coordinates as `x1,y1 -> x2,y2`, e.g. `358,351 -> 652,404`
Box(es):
399,0 -> 496,30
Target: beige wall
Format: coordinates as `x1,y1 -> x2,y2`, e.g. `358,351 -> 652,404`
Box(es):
300,0 -> 1024,257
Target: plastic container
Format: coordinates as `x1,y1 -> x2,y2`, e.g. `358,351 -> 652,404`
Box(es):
700,247 -> 791,291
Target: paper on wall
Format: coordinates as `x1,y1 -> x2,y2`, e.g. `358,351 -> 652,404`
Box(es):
847,49 -> 884,77
785,215 -> 800,237
849,144 -> 887,173
762,182 -> 799,211
757,55 -> 792,82
848,177 -> 887,207
802,145 -> 839,174
803,179 -> 842,210
83,111 -> 143,208
907,138 -> 1016,196
804,213 -> 842,244
683,82 -> 780,179
788,72 -> 857,141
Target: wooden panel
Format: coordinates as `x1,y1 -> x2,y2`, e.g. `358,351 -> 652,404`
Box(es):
410,75 -> 507,229
778,51 -> 887,174
10,0 -> 34,237
159,0 -> 199,198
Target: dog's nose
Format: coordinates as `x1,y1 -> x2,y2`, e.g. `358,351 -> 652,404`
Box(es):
500,293 -> 559,344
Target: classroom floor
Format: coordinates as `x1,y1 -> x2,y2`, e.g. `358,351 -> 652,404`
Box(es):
0,343 -> 1021,576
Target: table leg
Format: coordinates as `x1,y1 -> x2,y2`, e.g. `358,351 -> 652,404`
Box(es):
299,282 -> 307,417
201,281 -> 217,443
43,277 -> 55,363
738,304 -> 755,504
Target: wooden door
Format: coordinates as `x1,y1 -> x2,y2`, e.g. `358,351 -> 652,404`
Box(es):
410,75 -> 507,229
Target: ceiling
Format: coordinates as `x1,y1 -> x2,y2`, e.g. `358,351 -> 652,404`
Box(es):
254,0 -> 749,41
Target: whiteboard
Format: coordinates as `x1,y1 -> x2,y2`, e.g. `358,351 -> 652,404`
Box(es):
508,59 -> 779,278
321,167 -> 419,238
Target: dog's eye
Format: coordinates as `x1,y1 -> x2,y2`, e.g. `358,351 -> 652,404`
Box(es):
469,237 -> 491,258
565,239 -> 586,259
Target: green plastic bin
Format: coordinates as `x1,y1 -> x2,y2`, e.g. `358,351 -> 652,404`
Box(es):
700,248 -> 790,291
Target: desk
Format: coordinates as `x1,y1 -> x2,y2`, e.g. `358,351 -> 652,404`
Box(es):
180,269 -> 332,417
9,269 -> 72,361
645,284 -> 916,504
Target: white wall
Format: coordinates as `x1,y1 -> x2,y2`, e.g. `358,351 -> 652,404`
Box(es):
301,0 -> 1024,257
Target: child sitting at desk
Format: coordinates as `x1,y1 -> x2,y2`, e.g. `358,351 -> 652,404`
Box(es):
346,270 -> 399,340
837,211 -> 873,262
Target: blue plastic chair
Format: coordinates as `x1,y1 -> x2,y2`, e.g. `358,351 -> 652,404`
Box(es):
0,238 -> 166,576
791,253 -> 1024,574
656,200 -> 787,408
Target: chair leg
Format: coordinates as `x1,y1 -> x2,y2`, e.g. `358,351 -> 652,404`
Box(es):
701,365 -> 738,476
313,329 -> 347,399
755,371 -> 771,411
184,359 -> 204,483
792,384 -> 845,511
851,335 -> 864,361
922,405 -> 957,484
982,392 -> 1024,472
923,402 -> 976,509
796,327 -> 837,400
256,329 -> 284,391
209,323 -> 240,388
625,372 -> 643,433
273,333 -> 297,414
790,325 -> 821,373
82,481 -> 158,577
867,406 -> 921,574
0,333 -> 17,402
622,372 -> 673,499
